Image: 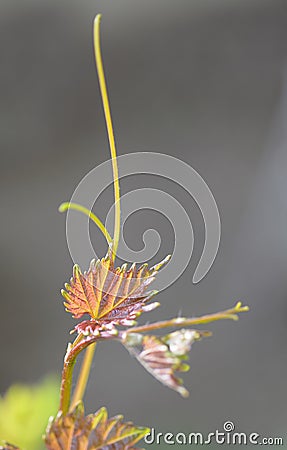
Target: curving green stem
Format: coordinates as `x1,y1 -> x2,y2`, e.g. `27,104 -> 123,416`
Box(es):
59,202 -> 112,244
94,14 -> 121,261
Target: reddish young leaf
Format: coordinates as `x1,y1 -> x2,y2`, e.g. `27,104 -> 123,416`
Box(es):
123,329 -> 209,397
62,247 -> 170,333
44,402 -> 148,450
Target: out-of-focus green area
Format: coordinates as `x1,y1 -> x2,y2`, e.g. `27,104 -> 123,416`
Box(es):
0,376 -> 59,450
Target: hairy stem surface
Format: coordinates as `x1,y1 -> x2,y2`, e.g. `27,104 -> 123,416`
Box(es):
60,14 -> 123,412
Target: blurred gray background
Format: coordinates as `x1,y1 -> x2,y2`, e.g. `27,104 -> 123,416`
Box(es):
1,0 -> 287,448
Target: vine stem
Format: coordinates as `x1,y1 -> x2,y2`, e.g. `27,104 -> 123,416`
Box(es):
124,302 -> 249,335
58,303 -> 249,412
60,14 -> 122,413
59,202 -> 112,244
94,14 -> 121,260
59,333 -> 118,414
59,336 -> 96,414
69,343 -> 97,411
59,357 -> 76,415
